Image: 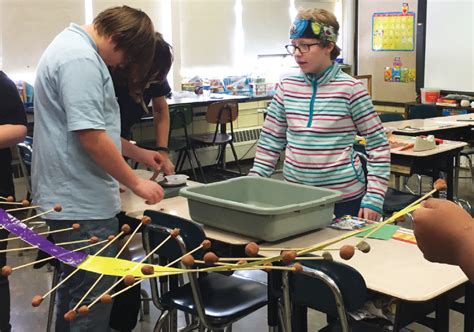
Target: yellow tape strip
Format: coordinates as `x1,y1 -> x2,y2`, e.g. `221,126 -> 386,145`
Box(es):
77,255 -> 184,277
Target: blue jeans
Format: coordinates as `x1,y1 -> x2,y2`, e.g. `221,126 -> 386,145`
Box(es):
334,196 -> 363,218
47,218 -> 118,332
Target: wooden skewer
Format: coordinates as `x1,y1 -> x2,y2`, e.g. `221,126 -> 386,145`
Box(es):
20,204 -> 62,223
0,196 -> 14,202
356,187 -> 438,246
10,239 -> 108,272
0,224 -> 80,243
5,205 -> 40,212
0,238 -> 94,253
38,231 -> 125,301
0,201 -> 27,206
71,225 -> 133,312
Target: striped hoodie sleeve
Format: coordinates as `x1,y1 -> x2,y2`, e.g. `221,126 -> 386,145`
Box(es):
249,82 -> 288,177
350,81 -> 391,213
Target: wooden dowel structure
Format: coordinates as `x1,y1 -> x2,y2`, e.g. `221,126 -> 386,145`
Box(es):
0,224 -> 80,243
5,205 -> 40,213
20,204 -> 62,223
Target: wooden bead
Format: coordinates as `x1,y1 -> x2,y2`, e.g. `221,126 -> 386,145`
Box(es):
263,262 -> 273,272
170,228 -> 180,238
89,236 -> 99,244
6,196 -> 14,202
181,255 -> 195,267
123,275 -> 135,286
107,235 -> 115,241
281,250 -> 297,264
31,295 -> 43,307
339,245 -> 355,260
356,241 -> 371,253
293,263 -> 303,273
21,199 -> 30,207
201,239 -> 211,249
121,224 -> 131,234
141,265 -> 154,275
78,305 -> 89,316
141,216 -> 152,225
72,223 -> 81,231
203,252 -> 219,265
53,204 -> 62,212
433,178 -> 447,191
63,310 -> 77,322
1,266 -> 12,277
245,242 -> 260,257
100,294 -> 113,304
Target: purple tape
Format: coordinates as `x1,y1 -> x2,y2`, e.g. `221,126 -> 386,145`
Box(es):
0,209 -> 87,267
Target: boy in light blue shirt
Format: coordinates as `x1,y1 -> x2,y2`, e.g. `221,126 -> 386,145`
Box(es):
32,6 -> 163,331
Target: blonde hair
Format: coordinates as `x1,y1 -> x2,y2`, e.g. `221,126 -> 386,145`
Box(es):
297,8 -> 341,60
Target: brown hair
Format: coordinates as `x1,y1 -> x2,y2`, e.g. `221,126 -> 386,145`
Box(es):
94,6 -> 155,81
297,8 -> 341,60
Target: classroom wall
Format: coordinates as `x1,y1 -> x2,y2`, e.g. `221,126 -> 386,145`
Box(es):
357,0 -> 417,103
0,0 -> 346,90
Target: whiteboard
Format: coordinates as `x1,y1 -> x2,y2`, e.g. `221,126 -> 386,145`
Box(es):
424,0 -> 474,92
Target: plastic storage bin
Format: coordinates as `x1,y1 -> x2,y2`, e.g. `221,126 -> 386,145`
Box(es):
179,177 -> 342,241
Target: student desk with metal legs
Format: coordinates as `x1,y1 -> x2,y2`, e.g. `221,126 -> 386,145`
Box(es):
389,139 -> 467,200
261,227 -> 473,332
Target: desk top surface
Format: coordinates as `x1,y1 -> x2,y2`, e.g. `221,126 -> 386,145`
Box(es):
260,227 -> 467,302
389,135 -> 467,157
384,114 -> 474,134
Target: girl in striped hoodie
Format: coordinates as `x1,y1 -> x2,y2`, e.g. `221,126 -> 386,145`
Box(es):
249,8 -> 390,221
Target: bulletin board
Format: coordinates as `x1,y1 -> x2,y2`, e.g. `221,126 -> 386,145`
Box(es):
357,0 -> 417,103
372,12 -> 415,51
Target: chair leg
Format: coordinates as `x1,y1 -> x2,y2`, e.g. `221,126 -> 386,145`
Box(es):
154,310 -> 170,332
184,149 -> 198,181
175,150 -> 185,172
229,143 -> 242,175
46,267 -> 60,332
191,147 -> 207,183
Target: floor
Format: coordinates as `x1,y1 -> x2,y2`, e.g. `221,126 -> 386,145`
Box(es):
5,162 -> 474,331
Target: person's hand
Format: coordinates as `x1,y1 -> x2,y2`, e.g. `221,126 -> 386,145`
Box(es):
130,178 -> 164,204
159,153 -> 175,175
136,148 -> 165,173
412,198 -> 473,265
358,207 -> 381,221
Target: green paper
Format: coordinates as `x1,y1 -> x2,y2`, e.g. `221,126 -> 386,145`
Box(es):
356,224 -> 400,240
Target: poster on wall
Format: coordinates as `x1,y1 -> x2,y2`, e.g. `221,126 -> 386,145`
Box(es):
372,12 -> 415,51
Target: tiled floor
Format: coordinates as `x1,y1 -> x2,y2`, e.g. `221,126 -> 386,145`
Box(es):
5,166 -> 474,331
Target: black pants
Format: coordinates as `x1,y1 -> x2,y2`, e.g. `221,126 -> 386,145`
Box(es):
0,229 -> 11,332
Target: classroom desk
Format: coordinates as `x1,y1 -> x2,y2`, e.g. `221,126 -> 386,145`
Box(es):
261,227 -> 473,331
384,114 -> 474,141
120,170 -> 256,245
389,137 -> 467,200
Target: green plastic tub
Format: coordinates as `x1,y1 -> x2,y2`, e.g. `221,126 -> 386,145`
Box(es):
179,177 -> 342,241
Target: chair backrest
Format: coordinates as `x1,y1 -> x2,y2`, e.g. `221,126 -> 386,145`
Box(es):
378,112 -> 404,123
16,136 -> 33,194
206,101 -> 238,124
408,104 -> 441,119
169,105 -> 193,131
143,209 -> 206,261
291,259 -> 367,316
354,75 -> 372,96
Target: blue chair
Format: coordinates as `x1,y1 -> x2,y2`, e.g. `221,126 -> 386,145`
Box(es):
142,210 -> 268,331
288,259 -> 384,332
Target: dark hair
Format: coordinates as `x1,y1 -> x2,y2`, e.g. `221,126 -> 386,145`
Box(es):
94,6 -> 155,79
149,32 -> 174,83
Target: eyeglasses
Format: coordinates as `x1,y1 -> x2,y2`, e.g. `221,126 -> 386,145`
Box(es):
285,42 -> 321,55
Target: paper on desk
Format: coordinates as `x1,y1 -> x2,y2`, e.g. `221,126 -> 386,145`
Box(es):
356,224 -> 399,240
